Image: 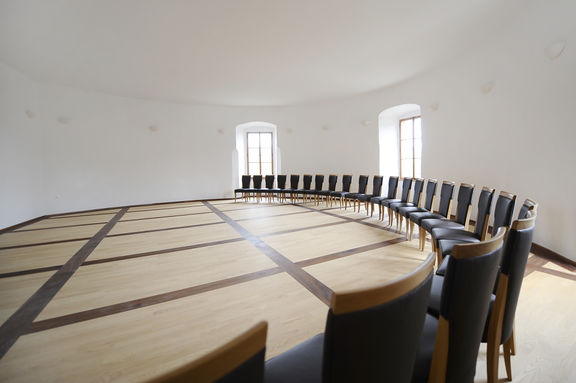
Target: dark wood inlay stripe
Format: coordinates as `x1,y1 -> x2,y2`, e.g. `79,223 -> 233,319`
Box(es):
106,221 -> 225,238
0,208 -> 128,359
0,238 -> 92,251
259,221 -> 348,238
25,267 -> 283,334
531,266 -> 576,282
204,202 -> 333,305
120,211 -> 214,222
0,265 -> 62,279
81,237 -> 245,266
15,222 -> 109,233
48,212 -> 118,220
296,237 -> 406,268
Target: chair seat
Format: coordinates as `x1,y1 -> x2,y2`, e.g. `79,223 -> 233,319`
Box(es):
357,194 -> 376,202
399,206 -> 426,218
420,218 -> 450,232
264,333 -> 323,383
316,190 -> 333,196
428,220 -> 465,235
234,188 -> 249,193
409,211 -> 444,225
390,202 -> 416,212
303,189 -> 321,194
381,198 -> 401,207
437,236 -> 481,258
293,189 -> 311,194
412,314 -> 439,383
431,226 -> 471,242
330,191 -> 350,197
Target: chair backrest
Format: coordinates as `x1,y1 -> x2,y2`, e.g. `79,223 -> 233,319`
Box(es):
454,183 -> 475,225
314,175 -> 325,191
323,253 -> 435,382
241,175 -> 251,189
518,198 -> 538,219
429,229 -> 506,382
411,178 -> 425,205
437,181 -> 456,217
289,175 -> 300,189
490,191 -> 517,236
147,322 -> 267,383
264,175 -> 275,189
473,187 -> 495,239
303,174 -> 313,190
357,175 -> 369,194
423,179 -> 438,210
400,178 -> 413,203
386,176 -> 399,199
341,175 -> 353,192
253,175 -> 263,189
328,175 -> 338,191
492,211 -> 537,346
276,175 -> 287,189
372,175 -> 384,196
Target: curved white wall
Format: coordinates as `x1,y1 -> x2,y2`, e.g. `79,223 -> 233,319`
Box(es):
1,0 -> 574,260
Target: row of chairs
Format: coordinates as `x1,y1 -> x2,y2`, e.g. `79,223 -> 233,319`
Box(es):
148,205 -> 537,382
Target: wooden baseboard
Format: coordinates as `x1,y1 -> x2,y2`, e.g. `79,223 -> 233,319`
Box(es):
531,243 -> 576,267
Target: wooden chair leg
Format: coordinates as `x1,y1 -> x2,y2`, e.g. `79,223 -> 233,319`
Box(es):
487,341 -> 500,383
419,227 -> 426,251
510,326 -> 516,356
409,221 -> 414,241
504,337 -> 513,381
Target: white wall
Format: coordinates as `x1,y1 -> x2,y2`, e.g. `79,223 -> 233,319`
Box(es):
0,62 -> 44,228
1,0 -> 574,260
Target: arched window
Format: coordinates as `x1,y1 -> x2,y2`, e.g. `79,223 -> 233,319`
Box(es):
235,122 -> 279,184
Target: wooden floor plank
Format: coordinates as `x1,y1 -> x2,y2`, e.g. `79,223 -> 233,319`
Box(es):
0,241 -> 87,275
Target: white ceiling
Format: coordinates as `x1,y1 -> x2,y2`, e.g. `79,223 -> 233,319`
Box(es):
0,0 -> 525,106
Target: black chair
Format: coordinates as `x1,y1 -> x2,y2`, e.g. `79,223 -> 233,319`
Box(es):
265,253 -> 435,383
399,179 -> 437,241
484,209 -> 537,382
283,174 -> 300,203
412,229 -> 506,383
435,191 -> 516,261
255,175 -> 275,203
270,175 -> 287,203
329,175 -> 352,208
148,322 -> 267,383
419,182 -> 474,253
316,175 -> 338,206
381,178 -> 413,226
303,175 -> 325,204
293,174 -> 313,204
390,178 -> 425,232
246,175 -> 264,202
409,181 -> 455,251
234,175 -> 252,202
344,175 -> 368,210
350,175 -> 384,215
370,176 -> 399,218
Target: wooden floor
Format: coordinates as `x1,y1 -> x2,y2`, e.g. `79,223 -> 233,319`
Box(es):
0,199 -> 574,382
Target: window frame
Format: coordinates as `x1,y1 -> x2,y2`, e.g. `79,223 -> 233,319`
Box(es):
399,116 -> 422,179
246,131 -> 274,176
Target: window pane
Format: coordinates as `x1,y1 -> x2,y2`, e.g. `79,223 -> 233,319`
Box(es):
260,133 -> 272,148
248,148 -> 260,162
401,139 -> 413,159
261,163 -> 272,176
414,118 -> 422,139
400,119 -> 413,140
247,133 -> 260,148
414,139 -> 422,158
261,149 -> 272,163
401,161 -> 413,179
415,159 -> 422,178
248,162 -> 260,175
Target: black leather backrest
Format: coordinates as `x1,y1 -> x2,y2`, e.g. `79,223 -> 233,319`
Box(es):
499,224 -> 535,343
438,182 -> 455,217
424,180 -> 437,210
474,188 -> 495,236
241,175 -> 251,189
289,175 -> 300,189
303,175 -> 312,190
218,349 -> 265,383
276,175 -> 287,189
314,175 -> 325,191
455,184 -> 475,224
400,178 -> 413,203
518,200 -> 537,219
411,179 -> 425,205
253,175 -> 263,189
265,175 -> 275,189
372,176 -> 384,196
387,176 -> 399,198
322,274 -> 433,382
342,175 -> 352,192
491,195 -> 516,235
441,246 -> 503,382
358,175 -> 369,194
328,175 -> 338,191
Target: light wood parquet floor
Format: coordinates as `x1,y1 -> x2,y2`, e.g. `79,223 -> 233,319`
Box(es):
0,199 -> 574,382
